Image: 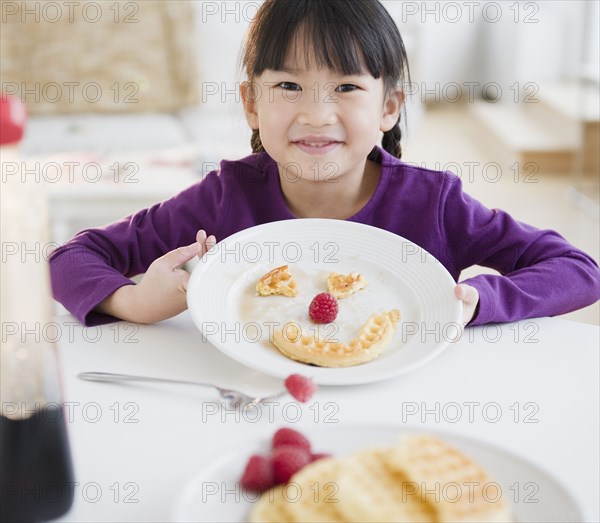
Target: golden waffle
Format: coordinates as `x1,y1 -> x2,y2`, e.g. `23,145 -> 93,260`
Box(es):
334,447 -> 434,522
390,435 -> 512,522
247,435 -> 511,523
326,272 -> 367,299
284,457 -> 345,522
256,265 -> 298,297
271,309 -> 400,367
247,485 -> 292,523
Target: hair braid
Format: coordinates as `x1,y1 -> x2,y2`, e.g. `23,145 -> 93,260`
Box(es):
381,118 -> 402,159
251,129 -> 265,153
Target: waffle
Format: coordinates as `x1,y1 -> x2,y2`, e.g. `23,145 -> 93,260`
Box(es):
334,447 -> 434,522
247,435 -> 511,523
327,272 -> 367,299
271,309 -> 400,367
256,265 -> 298,297
247,485 -> 291,523
283,457 -> 345,522
390,435 -> 512,522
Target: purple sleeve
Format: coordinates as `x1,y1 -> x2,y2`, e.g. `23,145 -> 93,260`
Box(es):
49,171 -> 228,326
439,174 -> 600,325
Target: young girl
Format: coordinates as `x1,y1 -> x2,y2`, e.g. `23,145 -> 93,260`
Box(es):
50,0 -> 599,327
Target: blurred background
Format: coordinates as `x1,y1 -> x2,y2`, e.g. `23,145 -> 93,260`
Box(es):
1,0 -> 598,323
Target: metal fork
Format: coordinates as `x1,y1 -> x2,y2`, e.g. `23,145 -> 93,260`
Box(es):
77,372 -> 287,408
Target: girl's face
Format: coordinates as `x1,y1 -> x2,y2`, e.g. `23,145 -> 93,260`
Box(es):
242,39 -> 402,183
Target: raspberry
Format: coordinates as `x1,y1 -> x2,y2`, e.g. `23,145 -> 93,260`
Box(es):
308,292 -> 338,323
271,445 -> 311,484
240,454 -> 274,492
272,428 -> 312,452
284,374 -> 318,403
310,452 -> 332,462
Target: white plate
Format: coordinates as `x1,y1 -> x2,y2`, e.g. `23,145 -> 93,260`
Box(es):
187,219 -> 462,385
173,424 -> 583,522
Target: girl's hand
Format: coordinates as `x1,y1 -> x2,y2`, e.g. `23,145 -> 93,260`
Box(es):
98,230 -> 216,324
454,283 -> 479,325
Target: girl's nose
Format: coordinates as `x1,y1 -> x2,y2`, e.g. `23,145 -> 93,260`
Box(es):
296,86 -> 338,127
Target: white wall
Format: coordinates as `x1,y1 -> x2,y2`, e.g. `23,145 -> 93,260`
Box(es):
583,0 -> 600,82
192,1 -> 256,113
479,0 -> 587,92
383,0 -> 481,88
374,1 -> 591,99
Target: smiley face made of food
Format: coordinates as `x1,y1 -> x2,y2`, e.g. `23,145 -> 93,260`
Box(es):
256,267 -> 400,367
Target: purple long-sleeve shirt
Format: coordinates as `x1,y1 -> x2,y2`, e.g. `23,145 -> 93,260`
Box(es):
50,147 -> 600,326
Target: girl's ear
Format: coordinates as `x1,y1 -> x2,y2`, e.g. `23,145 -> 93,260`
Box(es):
380,88 -> 405,132
241,81 -> 259,129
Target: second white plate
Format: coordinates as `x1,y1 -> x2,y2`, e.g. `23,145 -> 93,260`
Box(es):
173,424 -> 583,522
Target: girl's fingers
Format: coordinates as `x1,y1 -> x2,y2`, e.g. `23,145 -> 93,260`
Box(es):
195,230 -> 217,258
455,283 -> 478,304
165,242 -> 202,269
454,285 -> 466,301
196,229 -> 207,244
455,284 -> 480,325
202,235 -> 217,256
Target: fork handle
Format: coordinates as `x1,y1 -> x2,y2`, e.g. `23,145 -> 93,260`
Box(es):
77,372 -> 217,390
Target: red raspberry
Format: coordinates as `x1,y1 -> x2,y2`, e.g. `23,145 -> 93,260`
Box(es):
240,454 -> 274,492
284,374 -> 318,403
271,445 -> 311,484
308,292 -> 338,323
272,428 -> 312,452
310,452 -> 332,462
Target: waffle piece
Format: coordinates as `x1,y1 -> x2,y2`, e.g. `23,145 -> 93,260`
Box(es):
335,447 -> 434,522
326,272 -> 367,299
284,457 -> 345,522
390,435 -> 513,523
247,485 -> 292,523
256,265 -> 298,297
272,309 -> 400,367
247,459 -> 344,523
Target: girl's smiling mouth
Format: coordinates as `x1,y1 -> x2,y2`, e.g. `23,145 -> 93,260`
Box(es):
292,136 -> 343,154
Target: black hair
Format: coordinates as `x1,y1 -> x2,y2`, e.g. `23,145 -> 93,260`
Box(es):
241,0 -> 410,158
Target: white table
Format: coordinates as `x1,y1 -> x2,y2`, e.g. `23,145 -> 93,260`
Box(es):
54,312 -> 599,522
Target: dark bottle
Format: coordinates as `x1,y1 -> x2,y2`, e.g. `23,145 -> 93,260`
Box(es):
1,142 -> 75,522
1,407 -> 75,522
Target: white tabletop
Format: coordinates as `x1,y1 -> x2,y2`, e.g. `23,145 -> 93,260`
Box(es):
54,312 -> 599,522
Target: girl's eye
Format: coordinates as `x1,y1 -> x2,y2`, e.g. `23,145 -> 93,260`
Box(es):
277,82 -> 301,91
336,84 -> 358,93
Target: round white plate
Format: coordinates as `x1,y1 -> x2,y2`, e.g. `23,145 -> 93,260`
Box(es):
187,219 -> 462,385
173,424 -> 583,522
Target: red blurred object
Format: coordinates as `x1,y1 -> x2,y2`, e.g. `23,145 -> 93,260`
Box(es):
0,95 -> 27,145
